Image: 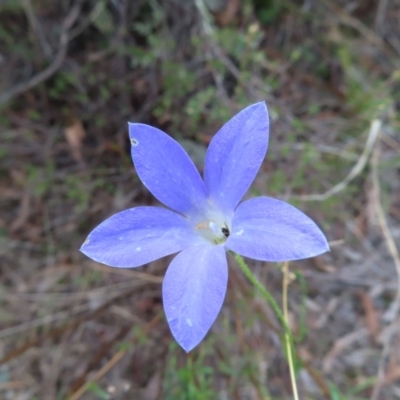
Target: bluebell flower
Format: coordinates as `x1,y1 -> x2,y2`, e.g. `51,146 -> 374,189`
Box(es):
81,102 -> 329,352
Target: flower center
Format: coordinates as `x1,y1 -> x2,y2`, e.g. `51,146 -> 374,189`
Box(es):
195,220 -> 230,244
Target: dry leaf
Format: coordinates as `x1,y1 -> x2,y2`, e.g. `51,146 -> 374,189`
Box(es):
10,189 -> 31,232
357,290 -> 380,342
215,0 -> 239,26
64,120 -> 86,165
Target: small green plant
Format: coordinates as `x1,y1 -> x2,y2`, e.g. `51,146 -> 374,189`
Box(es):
163,344 -> 215,400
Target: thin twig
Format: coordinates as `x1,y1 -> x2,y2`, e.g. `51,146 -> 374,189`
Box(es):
371,322 -> 398,400
322,328 -> 369,373
282,262 -> 299,400
371,138 -> 400,322
320,0 -> 399,60
67,313 -> 162,400
370,133 -> 400,400
0,282 -> 148,338
0,302 -> 93,339
68,324 -> 132,394
3,277 -> 148,302
21,0 -> 52,58
194,0 -> 270,101
88,262 -> 163,283
295,119 -> 382,201
194,0 -> 214,36
69,0 -> 107,41
374,0 -> 389,35
0,0 -> 83,104
0,289 -> 137,366
284,142 -> 359,161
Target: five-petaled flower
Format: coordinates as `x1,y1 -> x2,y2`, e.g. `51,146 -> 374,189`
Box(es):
81,102 -> 329,352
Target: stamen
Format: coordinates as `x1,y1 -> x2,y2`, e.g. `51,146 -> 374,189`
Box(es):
195,222 -> 210,230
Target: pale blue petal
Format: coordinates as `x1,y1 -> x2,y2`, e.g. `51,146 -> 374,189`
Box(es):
204,102 -> 269,215
128,123 -> 207,216
226,197 -> 329,261
163,245 -> 228,352
80,207 -> 205,268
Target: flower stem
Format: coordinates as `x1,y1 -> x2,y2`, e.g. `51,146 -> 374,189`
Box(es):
233,253 -> 299,400
282,261 -> 299,400
233,253 -> 288,331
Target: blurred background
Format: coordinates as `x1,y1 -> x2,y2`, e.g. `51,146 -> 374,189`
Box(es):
1,0 -> 400,399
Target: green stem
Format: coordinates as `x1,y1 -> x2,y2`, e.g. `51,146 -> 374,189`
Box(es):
233,253 -> 288,333
233,253 -> 299,400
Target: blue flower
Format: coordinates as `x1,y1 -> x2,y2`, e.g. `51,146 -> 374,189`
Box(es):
81,102 -> 329,352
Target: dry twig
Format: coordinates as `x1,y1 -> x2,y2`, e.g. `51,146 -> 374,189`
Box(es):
21,0 -> 52,58
295,119 -> 382,201
0,289 -> 137,367
323,328 -> 369,373
370,134 -> 400,400
68,313 -> 162,400
320,0 -> 399,60
0,0 -> 83,104
370,138 -> 400,322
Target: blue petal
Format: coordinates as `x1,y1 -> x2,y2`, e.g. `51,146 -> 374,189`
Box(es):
128,123 -> 207,216
162,245 -> 228,352
80,207 -> 205,268
226,197 -> 329,261
204,102 -> 269,215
